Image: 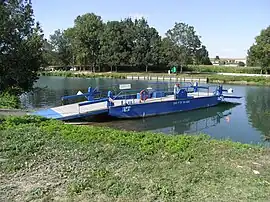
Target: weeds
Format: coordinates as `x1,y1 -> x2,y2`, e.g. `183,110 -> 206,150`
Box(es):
185,65 -> 263,74
40,71 -> 127,79
208,75 -> 270,85
0,92 -> 20,109
1,115 -> 270,201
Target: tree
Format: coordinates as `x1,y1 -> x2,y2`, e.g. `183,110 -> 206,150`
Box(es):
0,0 -> 44,94
72,13 -> 104,72
160,37 -> 189,73
215,56 -> 220,60
49,29 -> 73,67
238,61 -> 245,67
195,45 -> 212,65
247,26 -> 270,73
63,27 -> 85,70
42,39 -> 60,67
131,18 -> 161,72
120,18 -> 136,69
166,22 -> 202,66
99,21 -> 123,72
246,87 -> 270,140
159,38 -> 172,68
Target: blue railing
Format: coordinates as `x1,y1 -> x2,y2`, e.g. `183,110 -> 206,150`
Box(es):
78,98 -> 109,107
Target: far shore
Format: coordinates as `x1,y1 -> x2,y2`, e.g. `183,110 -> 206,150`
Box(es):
40,71 -> 270,86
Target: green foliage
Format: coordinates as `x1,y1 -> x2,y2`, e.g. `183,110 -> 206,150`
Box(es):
0,92 -> 20,109
245,88 -> 270,141
40,71 -> 127,79
166,23 -> 201,62
238,61 -> 245,67
195,45 -> 212,65
0,115 -> 254,157
48,29 -> 73,67
99,20 -> 123,71
37,119 -> 208,156
1,116 -> 269,201
247,26 -> 270,71
42,14 -> 211,72
41,39 -> 60,67
185,65 -> 261,74
0,115 -> 47,128
207,75 -> 270,85
131,18 -> 161,72
73,13 -> 104,71
0,0 -> 44,94
164,22 -> 210,73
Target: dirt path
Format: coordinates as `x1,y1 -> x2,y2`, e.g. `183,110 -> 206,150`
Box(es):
0,109 -> 29,117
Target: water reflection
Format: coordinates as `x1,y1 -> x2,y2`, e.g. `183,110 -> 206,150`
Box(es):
92,102 -> 239,135
19,76 -> 270,145
246,86 -> 270,140
21,76 -> 178,110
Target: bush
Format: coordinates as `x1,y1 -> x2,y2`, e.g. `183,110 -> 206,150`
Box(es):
238,61 -> 245,67
0,92 -> 20,109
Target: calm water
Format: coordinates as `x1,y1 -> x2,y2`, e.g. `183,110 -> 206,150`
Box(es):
20,76 -> 270,146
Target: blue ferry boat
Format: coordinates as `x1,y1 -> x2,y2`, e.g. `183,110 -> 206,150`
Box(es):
31,82 -> 242,121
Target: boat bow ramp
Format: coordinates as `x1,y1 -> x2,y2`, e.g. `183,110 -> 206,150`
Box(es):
32,99 -> 109,120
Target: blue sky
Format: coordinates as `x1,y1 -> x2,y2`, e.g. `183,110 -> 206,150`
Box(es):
31,0 -> 270,58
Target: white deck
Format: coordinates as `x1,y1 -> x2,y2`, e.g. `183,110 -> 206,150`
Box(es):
52,101 -> 108,117
48,92 -> 214,118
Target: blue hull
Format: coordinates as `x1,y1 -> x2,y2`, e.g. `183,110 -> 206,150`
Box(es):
108,95 -> 221,119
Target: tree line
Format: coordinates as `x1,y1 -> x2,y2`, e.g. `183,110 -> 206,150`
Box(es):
43,13 -> 212,72
1,1 -> 269,95
247,25 -> 270,73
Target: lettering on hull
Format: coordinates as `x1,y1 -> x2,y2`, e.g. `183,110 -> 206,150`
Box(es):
173,100 -> 191,105
122,106 -> 131,112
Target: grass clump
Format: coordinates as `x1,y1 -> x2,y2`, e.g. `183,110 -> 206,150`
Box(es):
208,75 -> 270,85
185,65 -> 263,74
1,115 -> 270,201
40,71 -> 127,79
0,92 -> 20,109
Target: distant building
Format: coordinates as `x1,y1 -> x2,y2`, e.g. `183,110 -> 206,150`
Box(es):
210,57 -> 247,67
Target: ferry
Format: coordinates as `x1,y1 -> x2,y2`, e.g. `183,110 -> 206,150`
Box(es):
31,82 -> 242,121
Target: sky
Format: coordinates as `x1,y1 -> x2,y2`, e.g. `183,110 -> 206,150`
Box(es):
31,0 -> 270,58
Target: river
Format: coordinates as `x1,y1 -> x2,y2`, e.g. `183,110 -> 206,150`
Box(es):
20,76 -> 270,146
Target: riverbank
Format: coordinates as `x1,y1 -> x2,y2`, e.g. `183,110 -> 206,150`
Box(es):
208,74 -> 270,85
40,71 -> 270,86
1,116 -> 270,201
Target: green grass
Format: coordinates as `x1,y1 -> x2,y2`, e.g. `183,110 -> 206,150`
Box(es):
185,65 -> 263,74
207,75 -> 270,85
0,92 -> 20,109
1,115 -> 270,201
40,71 -> 127,79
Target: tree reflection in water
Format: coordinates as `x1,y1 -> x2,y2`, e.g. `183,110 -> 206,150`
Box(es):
246,87 -> 270,141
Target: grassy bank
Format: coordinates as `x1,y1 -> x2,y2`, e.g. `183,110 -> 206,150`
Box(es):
186,65 -> 263,74
45,65 -> 264,74
40,71 -> 127,79
40,71 -> 270,86
0,92 -> 20,109
1,116 -> 270,201
207,75 -> 270,85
